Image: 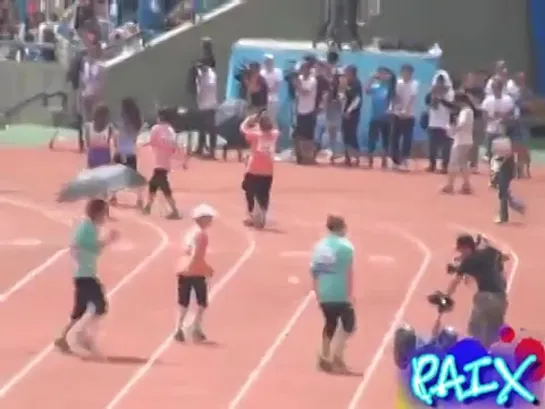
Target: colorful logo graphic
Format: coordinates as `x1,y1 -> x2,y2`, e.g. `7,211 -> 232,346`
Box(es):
400,326 -> 545,407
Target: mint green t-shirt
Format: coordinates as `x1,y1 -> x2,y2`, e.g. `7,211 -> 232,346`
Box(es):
73,218 -> 99,278
310,234 -> 354,303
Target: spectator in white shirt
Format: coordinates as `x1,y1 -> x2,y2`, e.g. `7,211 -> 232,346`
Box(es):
485,61 -> 519,99
481,79 -> 516,161
292,61 -> 318,164
442,93 -> 475,194
391,64 -> 419,170
195,62 -> 218,158
425,72 -> 455,173
260,54 -> 282,123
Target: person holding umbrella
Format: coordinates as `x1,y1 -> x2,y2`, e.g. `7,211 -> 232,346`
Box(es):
111,97 -> 144,208
54,199 -> 119,355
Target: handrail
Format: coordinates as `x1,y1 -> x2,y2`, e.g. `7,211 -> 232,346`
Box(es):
2,91 -> 68,121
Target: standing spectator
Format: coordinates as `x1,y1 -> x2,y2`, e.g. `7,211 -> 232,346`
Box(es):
79,35 -> 105,125
485,61 -> 518,98
391,64 -> 418,170
322,72 -> 344,162
366,66 -> 394,168
200,37 -> 216,69
463,72 -> 486,173
342,65 -> 362,166
195,61 -> 218,159
481,80 -> 516,161
260,54 -> 282,122
244,62 -> 268,112
313,59 -> 333,155
425,72 -> 455,174
292,60 -> 318,164
510,72 -> 533,176
442,93 -> 475,194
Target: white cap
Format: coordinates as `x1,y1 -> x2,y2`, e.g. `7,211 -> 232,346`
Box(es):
264,53 -> 274,60
191,204 -> 217,219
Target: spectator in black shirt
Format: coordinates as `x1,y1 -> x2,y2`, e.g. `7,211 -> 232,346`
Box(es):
244,62 -> 268,112
342,65 -> 362,166
445,234 -> 509,347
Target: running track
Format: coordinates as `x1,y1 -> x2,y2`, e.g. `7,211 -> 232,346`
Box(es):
0,146 -> 543,408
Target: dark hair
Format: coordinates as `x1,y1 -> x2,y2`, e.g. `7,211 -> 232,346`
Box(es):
456,234 -> 476,251
401,64 -> 414,73
92,104 -> 110,130
156,107 -> 171,123
86,199 -> 108,221
121,97 -> 142,131
326,214 -> 346,232
326,50 -> 339,65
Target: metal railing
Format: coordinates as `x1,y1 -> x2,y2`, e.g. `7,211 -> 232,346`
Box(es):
0,91 -> 68,129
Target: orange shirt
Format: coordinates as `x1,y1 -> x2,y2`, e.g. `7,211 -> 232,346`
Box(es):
240,124 -> 278,176
178,226 -> 212,277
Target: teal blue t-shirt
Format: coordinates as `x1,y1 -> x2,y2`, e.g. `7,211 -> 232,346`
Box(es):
310,234 -> 354,303
72,218 -> 99,278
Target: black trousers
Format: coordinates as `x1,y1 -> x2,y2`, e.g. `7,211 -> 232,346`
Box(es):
368,117 -> 391,155
196,109 -> 217,155
391,116 -> 415,165
427,127 -> 452,171
242,173 -> 273,213
320,302 -> 356,339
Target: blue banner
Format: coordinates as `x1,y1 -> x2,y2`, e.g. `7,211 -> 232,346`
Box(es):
529,0 -> 545,95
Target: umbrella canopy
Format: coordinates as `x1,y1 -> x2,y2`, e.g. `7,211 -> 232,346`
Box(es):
57,164 -> 147,203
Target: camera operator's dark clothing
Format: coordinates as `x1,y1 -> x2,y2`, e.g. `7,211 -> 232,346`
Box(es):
457,247 -> 508,347
457,247 -> 507,294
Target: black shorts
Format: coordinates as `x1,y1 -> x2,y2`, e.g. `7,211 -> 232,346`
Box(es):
71,277 -> 107,320
113,153 -> 137,171
241,173 -> 273,194
177,275 -> 208,308
295,113 -> 317,140
148,168 -> 172,196
320,302 -> 356,336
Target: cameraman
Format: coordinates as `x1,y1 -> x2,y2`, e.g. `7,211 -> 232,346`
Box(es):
445,234 -> 509,348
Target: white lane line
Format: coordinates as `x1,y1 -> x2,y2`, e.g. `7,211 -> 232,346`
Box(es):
345,223 -> 433,409
0,197 -> 72,303
227,222 -> 430,408
103,207 -> 256,409
0,209 -> 170,398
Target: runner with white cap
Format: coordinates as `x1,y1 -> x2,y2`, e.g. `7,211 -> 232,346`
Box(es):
174,204 -> 216,342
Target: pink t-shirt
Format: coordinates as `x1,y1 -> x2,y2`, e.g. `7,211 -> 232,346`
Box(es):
146,123 -> 179,170
241,126 -> 278,176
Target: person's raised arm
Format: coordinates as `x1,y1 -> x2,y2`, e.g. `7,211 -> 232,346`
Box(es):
239,114 -> 259,141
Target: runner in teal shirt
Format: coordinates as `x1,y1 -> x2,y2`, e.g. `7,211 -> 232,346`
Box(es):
310,214 -> 356,372
54,199 -> 118,355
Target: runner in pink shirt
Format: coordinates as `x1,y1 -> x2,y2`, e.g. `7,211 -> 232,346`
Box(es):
141,108 -> 186,219
239,111 -> 278,228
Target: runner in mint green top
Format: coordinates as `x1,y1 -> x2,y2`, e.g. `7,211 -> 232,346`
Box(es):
73,217 -> 99,278
54,199 -> 119,356
310,214 -> 356,373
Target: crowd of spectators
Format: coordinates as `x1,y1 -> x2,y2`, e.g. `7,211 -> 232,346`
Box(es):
0,0 -> 59,62
225,51 -> 542,178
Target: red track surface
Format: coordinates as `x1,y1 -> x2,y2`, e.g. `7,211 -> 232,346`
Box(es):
0,145 -> 543,408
